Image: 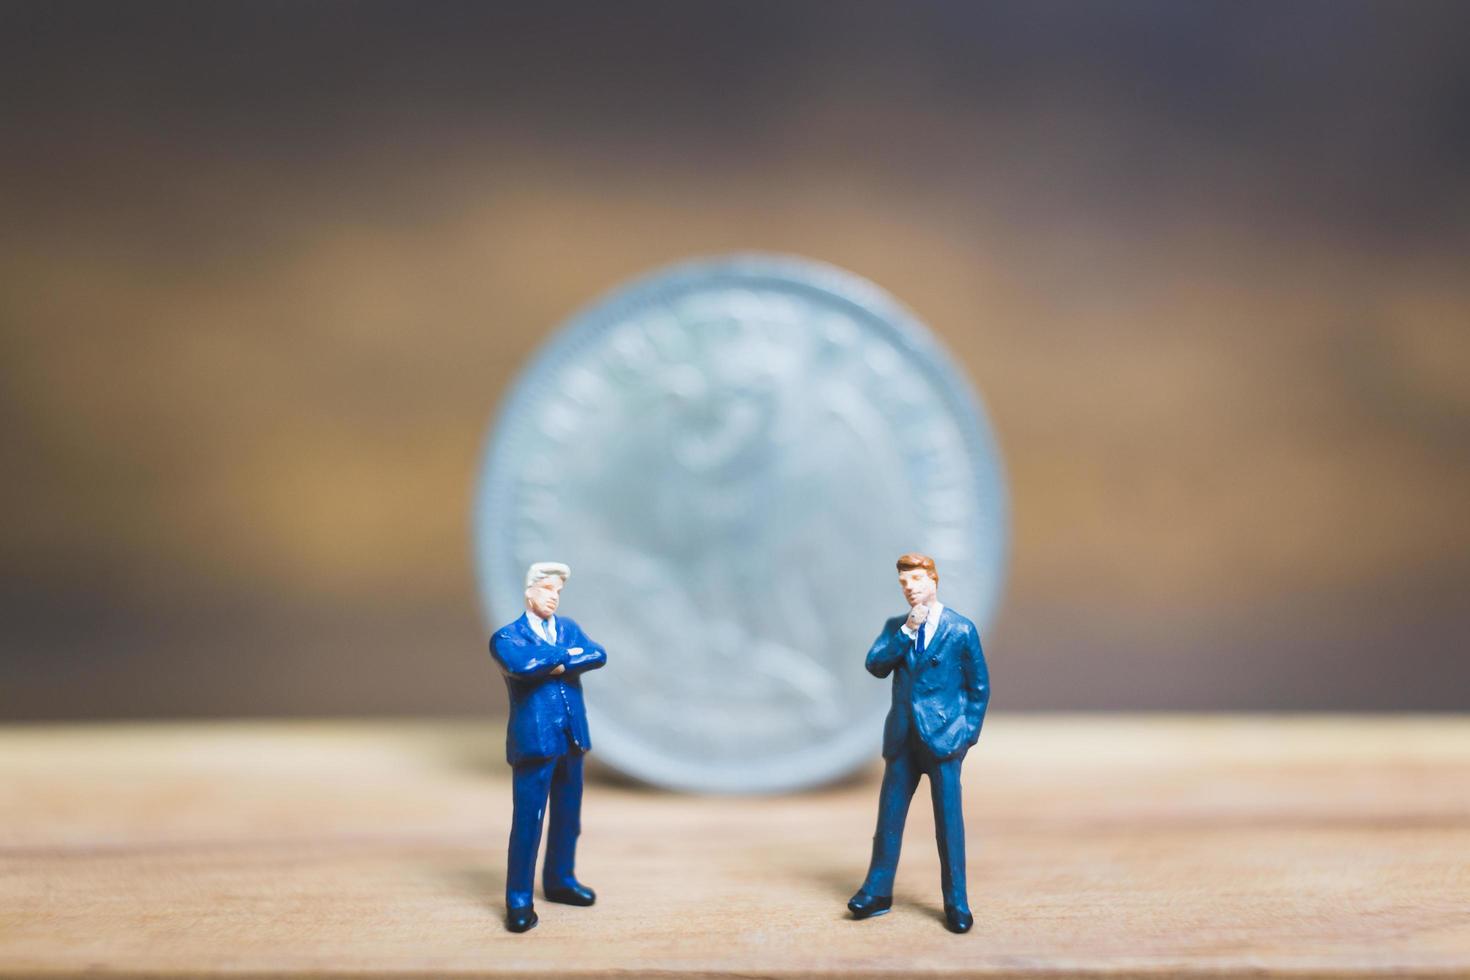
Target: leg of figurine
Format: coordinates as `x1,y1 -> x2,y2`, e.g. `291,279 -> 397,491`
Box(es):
930,753 -> 973,932
542,751 -> 595,904
859,748 -> 922,898
543,752 -> 581,887
506,758 -> 556,911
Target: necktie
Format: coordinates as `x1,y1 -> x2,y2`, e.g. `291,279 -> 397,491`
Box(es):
917,621 -> 926,655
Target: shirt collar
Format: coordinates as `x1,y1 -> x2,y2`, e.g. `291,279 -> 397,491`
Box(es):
523,611 -> 556,643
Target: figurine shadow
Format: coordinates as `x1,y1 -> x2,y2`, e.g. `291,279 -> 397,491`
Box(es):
811,865 -> 862,902
807,866 -> 948,927
445,866 -> 507,914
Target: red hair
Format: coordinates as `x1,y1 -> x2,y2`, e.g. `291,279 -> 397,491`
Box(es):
896,553 -> 938,583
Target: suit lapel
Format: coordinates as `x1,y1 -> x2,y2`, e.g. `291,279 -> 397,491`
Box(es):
925,608 -> 956,661
900,608 -> 954,672
517,615 -> 551,648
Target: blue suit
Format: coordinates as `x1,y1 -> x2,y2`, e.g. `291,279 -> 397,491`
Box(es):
490,614 -> 606,909
859,606 -> 989,910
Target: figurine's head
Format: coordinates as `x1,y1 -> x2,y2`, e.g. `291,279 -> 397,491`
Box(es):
524,561 -> 570,620
896,553 -> 938,608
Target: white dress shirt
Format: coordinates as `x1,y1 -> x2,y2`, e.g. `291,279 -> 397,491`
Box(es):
899,601 -> 945,648
525,612 -> 558,645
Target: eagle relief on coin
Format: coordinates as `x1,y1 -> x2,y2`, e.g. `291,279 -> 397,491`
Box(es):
474,255 -> 1007,793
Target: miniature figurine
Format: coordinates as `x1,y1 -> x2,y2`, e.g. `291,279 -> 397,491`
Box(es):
489,561 -> 607,933
848,553 -> 990,933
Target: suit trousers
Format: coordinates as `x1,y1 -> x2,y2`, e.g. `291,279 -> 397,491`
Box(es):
506,750 -> 584,908
860,735 -> 968,909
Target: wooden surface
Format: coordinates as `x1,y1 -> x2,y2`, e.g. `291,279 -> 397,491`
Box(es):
1,716 -> 1467,978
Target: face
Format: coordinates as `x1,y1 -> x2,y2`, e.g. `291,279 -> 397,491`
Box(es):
898,567 -> 937,608
525,577 -> 563,619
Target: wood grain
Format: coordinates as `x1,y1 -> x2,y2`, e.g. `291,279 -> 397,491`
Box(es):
1,715 -> 1467,978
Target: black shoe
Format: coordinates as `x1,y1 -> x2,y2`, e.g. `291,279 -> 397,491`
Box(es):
944,904 -> 973,933
544,881 -> 596,906
506,904 -> 538,933
847,891 -> 893,919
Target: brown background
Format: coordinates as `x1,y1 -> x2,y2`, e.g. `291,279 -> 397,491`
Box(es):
2,1 -> 1467,720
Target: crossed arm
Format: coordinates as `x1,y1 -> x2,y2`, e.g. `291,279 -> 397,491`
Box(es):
560,620 -> 607,675
490,621 -> 607,681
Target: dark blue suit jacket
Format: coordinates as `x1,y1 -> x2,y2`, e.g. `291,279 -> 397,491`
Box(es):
490,614 -> 606,766
866,606 -> 989,761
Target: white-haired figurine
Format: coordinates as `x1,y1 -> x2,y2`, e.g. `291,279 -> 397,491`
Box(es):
488,561 -> 607,933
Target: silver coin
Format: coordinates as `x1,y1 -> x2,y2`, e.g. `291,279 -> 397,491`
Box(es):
474,255 -> 1008,793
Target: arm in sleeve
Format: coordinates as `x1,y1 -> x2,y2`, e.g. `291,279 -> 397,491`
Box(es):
962,627 -> 990,745
865,618 -> 909,678
561,620 -> 607,674
490,629 -> 569,680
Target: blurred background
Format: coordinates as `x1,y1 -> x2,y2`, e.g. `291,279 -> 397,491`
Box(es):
2,1 -> 1467,721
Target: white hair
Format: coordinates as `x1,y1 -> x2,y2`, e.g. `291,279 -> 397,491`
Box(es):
524,561 -> 571,589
